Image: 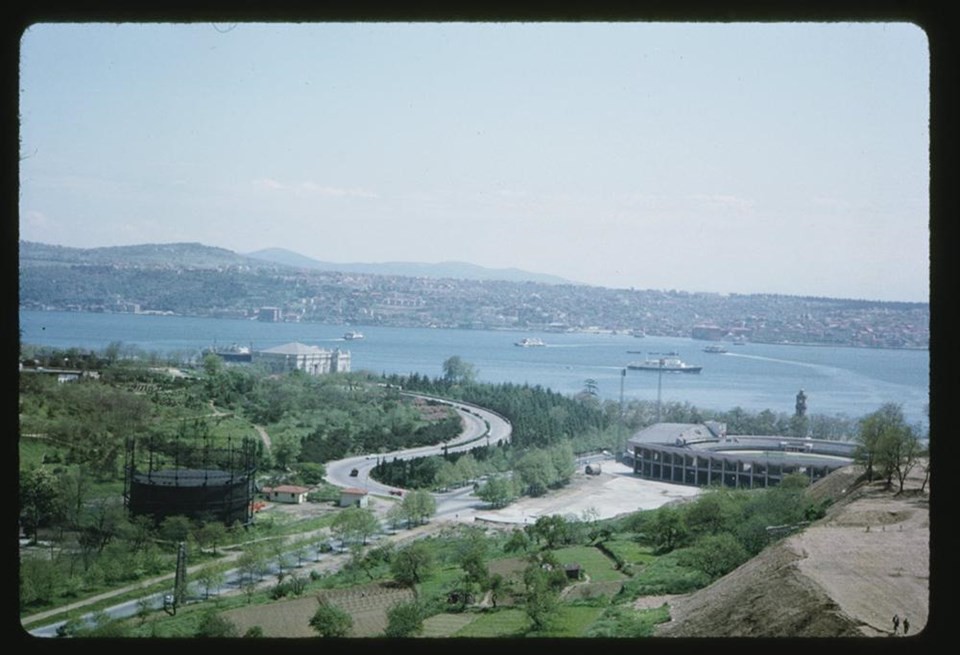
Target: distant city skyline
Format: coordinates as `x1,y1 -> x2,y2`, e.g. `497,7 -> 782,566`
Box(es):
18,22 -> 930,302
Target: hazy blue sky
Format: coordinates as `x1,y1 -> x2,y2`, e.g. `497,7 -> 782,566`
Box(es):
18,22 -> 929,302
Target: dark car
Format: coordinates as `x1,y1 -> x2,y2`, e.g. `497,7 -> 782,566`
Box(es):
389,489 -> 403,496
349,468 -> 359,477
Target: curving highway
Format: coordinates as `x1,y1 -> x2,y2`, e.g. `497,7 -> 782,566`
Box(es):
324,393 -> 512,497
25,393 -> 512,637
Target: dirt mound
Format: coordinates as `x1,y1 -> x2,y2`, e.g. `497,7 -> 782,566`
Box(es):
655,463 -> 930,638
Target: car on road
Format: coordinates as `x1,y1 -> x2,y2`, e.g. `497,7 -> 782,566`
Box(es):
389,489 -> 403,497
350,468 -> 359,477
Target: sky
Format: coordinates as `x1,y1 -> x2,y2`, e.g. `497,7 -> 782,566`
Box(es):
18,21 -> 930,302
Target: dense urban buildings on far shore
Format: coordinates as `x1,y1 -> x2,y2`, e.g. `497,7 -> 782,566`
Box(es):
19,245 -> 929,350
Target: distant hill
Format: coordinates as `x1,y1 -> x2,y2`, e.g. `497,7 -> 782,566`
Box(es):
19,241 -> 271,270
244,247 -> 576,285
18,241 -> 575,285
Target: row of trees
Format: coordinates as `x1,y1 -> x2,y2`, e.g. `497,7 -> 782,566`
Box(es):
853,402 -> 927,492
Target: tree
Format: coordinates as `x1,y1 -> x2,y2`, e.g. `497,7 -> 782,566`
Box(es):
855,403 -> 920,489
504,528 -> 532,554
385,503 -> 406,531
677,533 -> 750,579
159,515 -> 194,544
272,432 -> 302,471
486,573 -> 506,608
684,489 -> 742,537
477,475 -> 515,509
384,600 -> 425,638
527,515 -> 571,550
196,567 -> 226,600
195,520 -> 228,555
55,464 -> 94,532
19,466 -> 60,542
548,442 -> 576,486
195,609 -> 239,638
391,541 -> 434,590
522,560 -> 561,632
400,489 -> 436,527
514,450 -> 553,497
77,497 -> 128,557
309,598 -> 353,637
442,356 -> 476,385
331,506 -> 380,549
882,426 -> 923,493
650,505 -> 689,554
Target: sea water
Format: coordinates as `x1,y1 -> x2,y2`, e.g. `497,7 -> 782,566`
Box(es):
18,310 -> 929,429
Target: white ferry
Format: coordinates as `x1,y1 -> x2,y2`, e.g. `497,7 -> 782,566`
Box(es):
627,356 -> 702,373
515,337 -> 546,347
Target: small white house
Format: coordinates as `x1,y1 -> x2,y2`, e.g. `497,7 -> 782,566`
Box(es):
262,485 -> 311,504
339,487 -> 369,508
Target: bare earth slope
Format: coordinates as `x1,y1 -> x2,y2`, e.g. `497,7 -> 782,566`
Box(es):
655,464 -> 930,638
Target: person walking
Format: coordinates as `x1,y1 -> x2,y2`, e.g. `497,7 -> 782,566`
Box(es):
902,617 -> 910,635
892,613 -> 900,634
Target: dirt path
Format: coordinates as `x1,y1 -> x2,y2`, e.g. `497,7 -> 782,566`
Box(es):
254,425 -> 271,451
656,463 -> 930,637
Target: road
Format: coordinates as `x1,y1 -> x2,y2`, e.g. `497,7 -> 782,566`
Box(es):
324,393 -> 512,497
24,392 -> 512,638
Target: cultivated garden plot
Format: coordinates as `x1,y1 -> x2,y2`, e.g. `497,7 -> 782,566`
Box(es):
220,581 -> 415,638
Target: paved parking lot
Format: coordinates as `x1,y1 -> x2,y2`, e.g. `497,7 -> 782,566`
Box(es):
471,460 -> 702,525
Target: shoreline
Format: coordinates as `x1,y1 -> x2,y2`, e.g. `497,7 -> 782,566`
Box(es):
19,308 -> 928,353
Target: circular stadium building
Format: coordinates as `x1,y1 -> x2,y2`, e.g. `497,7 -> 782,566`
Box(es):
123,435 -> 259,526
626,421 -> 856,489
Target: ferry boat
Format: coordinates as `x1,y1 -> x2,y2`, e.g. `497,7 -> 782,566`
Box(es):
627,356 -> 702,373
343,331 -> 364,340
205,343 -> 252,363
515,337 -> 546,347
703,344 -> 728,354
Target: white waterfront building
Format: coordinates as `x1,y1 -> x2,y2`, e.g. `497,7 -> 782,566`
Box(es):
252,342 -> 351,375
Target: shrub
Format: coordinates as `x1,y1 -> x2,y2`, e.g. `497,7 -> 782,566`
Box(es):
676,533 -> 750,579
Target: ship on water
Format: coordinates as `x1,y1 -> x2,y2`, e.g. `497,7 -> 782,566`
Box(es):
627,355 -> 702,373
205,343 -> 252,363
515,337 -> 546,347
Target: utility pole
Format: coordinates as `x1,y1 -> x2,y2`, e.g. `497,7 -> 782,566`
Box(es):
165,540 -> 188,615
619,368 -> 626,451
656,358 -> 664,423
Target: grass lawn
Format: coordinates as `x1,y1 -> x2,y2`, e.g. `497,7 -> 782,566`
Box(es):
540,605 -> 608,637
19,439 -> 53,469
452,608 -> 530,637
417,564 -> 465,603
602,538 -> 657,566
420,612 -> 480,637
554,546 -> 626,582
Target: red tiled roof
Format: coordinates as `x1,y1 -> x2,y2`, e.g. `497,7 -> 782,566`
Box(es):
341,487 -> 368,495
272,485 -> 311,494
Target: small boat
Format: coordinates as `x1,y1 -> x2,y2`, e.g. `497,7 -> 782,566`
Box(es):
703,345 -> 728,354
343,331 -> 364,340
627,356 -> 702,373
206,343 -> 252,362
515,337 -> 546,347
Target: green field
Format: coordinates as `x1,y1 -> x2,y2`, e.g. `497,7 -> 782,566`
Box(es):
541,605 -> 608,637
555,546 -> 626,582
452,608 -> 530,637
602,539 -> 657,566
420,612 -> 480,637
